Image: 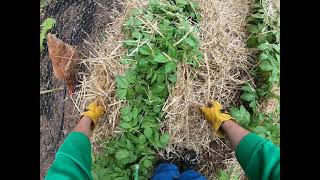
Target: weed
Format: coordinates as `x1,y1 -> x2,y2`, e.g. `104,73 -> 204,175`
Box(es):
40,17 -> 56,52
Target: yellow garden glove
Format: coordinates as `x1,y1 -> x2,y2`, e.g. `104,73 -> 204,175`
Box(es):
81,100 -> 105,126
200,100 -> 233,138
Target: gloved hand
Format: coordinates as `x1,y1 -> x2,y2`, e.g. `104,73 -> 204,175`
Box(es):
81,100 -> 105,126
200,100 -> 233,138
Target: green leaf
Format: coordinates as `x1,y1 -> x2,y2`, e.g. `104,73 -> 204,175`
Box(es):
276,53 -> 280,62
131,107 -> 139,120
151,74 -> 158,84
122,114 -> 132,122
120,122 -> 132,129
176,0 -> 188,6
115,149 -> 130,161
167,45 -> 177,58
40,17 -> 56,29
139,45 -> 152,55
240,93 -> 256,102
246,36 -> 258,48
258,34 -> 268,44
126,88 -> 135,100
130,118 -> 138,127
120,106 -> 132,116
153,131 -> 161,147
116,75 -> 129,88
253,3 -> 262,8
257,43 -> 269,51
144,127 -> 153,138
143,159 -> 152,168
154,53 -> 170,63
126,139 -> 134,151
259,61 -> 273,71
144,12 -> 154,21
260,52 -> 269,60
40,17 -> 56,52
258,113 -> 264,122
133,19 -> 143,26
138,134 -> 146,144
241,85 -> 254,93
271,44 -> 280,52
269,68 -> 279,83
249,100 -> 257,109
116,89 -> 127,99
229,105 -> 250,127
257,23 -> 264,31
218,169 -> 229,180
251,13 -> 263,19
124,18 -> 134,26
247,24 -> 259,33
246,16 -> 259,23
135,84 -> 145,94
165,62 -> 177,73
266,131 -> 271,136
253,126 -> 267,137
124,40 -> 137,47
184,37 -> 196,47
159,133 -> 170,146
132,31 -> 142,39
190,1 -> 199,9
168,74 -> 177,83
125,70 -> 138,83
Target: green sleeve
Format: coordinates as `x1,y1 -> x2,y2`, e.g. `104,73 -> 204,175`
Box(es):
45,132 -> 93,180
235,133 -> 280,180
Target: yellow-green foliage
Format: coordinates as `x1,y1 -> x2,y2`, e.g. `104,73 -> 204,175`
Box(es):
40,17 -> 56,52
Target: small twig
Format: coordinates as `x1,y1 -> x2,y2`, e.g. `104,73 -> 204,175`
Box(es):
40,87 -> 64,95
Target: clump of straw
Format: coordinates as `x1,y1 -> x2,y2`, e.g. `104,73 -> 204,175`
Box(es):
71,0 -> 148,152
160,0 -> 254,178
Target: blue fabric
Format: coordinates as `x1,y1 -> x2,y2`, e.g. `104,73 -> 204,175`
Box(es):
151,163 -> 206,180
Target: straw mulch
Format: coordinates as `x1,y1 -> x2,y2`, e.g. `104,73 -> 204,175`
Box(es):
159,0 -> 253,178
71,0 -> 147,153
72,0 -> 255,179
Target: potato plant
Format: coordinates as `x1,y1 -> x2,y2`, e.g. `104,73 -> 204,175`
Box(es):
229,0 -> 280,146
92,0 -> 202,179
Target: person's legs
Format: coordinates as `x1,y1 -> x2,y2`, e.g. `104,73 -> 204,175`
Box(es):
151,163 -> 180,180
178,170 -> 207,180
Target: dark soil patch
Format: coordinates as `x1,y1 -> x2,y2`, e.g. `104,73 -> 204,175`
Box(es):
40,0 -> 123,178
158,139 -> 234,178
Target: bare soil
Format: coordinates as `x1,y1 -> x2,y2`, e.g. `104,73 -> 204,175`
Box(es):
40,0 -> 123,178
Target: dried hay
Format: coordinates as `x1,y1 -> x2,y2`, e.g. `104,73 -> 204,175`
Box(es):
160,0 -> 254,178
71,0 -> 148,153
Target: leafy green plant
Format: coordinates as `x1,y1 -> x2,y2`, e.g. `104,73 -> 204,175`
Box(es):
41,0 -> 47,7
229,0 -> 280,145
40,17 -> 56,52
229,105 -> 251,128
92,0 -> 202,179
217,168 -> 240,180
217,169 -> 229,180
